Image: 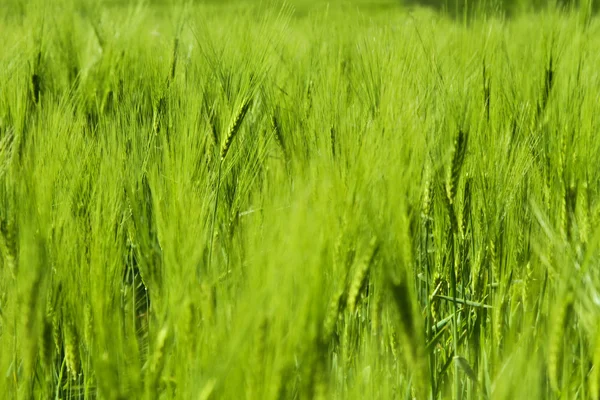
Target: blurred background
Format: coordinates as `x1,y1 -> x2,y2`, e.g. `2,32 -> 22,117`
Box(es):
277,0 -> 597,16
1,0 -> 595,15
178,0 -> 596,14
193,0 -> 591,19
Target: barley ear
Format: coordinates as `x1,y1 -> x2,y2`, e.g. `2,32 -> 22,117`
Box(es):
0,217 -> 17,277
146,324 -> 169,395
460,176 -> 472,240
389,279 -> 426,399
323,288 -> 344,341
446,129 -> 468,204
168,37 -> 179,84
590,326 -> 600,400
39,315 -> 54,372
251,316 -> 269,396
312,352 -> 328,400
64,320 -> 80,380
221,98 -> 252,161
346,236 -> 379,314
577,180 -> 590,244
83,304 -> 93,349
329,124 -> 336,158
271,111 -> 285,156
548,289 -> 573,394
370,283 -> 382,336
421,163 -> 433,222
199,379 -> 217,400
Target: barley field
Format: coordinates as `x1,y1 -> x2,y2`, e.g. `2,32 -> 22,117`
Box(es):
0,0 -> 599,399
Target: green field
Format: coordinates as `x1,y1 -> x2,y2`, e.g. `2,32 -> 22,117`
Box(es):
1,0 -> 600,399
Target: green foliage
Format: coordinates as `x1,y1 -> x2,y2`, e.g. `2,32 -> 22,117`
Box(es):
1,0 -> 600,399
